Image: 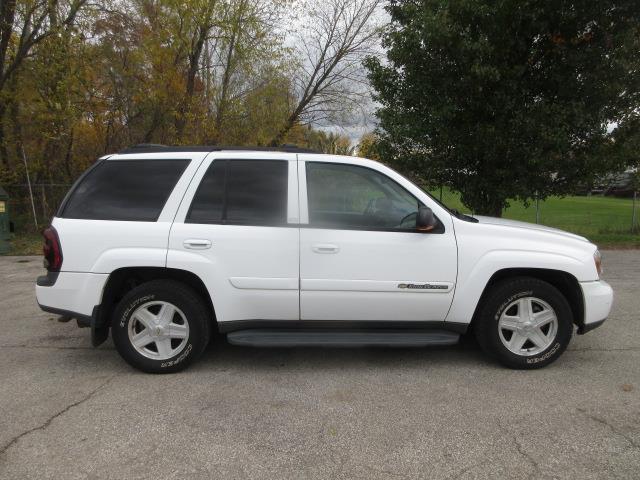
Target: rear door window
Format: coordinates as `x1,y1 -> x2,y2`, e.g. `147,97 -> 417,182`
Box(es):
187,159 -> 288,226
61,159 -> 189,221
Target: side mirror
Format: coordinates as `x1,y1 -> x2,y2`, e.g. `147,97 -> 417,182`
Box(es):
416,206 -> 437,232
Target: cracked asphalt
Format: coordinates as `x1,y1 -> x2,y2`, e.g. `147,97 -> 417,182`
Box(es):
0,251 -> 639,479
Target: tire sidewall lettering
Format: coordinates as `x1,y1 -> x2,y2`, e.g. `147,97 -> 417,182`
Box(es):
119,294 -> 155,328
526,342 -> 561,364
494,290 -> 533,321
160,343 -> 193,368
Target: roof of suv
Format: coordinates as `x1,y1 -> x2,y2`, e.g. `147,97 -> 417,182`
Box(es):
118,144 -> 318,155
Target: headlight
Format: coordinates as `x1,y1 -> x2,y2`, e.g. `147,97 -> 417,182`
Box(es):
594,250 -> 602,277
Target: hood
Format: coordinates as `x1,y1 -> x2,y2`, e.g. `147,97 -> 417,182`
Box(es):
472,215 -> 589,243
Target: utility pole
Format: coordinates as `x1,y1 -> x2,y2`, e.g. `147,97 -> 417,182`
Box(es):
633,190 -> 637,233
21,146 -> 38,230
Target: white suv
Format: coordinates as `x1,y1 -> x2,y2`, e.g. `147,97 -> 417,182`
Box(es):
35,145 -> 613,373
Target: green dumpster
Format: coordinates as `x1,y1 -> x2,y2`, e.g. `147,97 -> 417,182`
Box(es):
0,186 -> 10,254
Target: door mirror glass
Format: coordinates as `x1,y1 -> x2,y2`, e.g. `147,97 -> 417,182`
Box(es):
416,206 -> 437,232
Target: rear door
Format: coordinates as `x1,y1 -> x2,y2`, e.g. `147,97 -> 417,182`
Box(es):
298,156 -> 457,322
168,152 -> 300,325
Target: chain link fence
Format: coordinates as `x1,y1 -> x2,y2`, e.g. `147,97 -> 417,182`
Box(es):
4,184 -> 72,232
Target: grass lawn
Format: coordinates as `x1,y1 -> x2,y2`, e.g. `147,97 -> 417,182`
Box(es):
432,189 -> 640,248
4,232 -> 43,256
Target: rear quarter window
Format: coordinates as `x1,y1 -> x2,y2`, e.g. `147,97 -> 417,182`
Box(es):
61,159 -> 189,221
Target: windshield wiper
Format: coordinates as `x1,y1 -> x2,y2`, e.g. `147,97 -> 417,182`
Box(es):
450,209 -> 479,223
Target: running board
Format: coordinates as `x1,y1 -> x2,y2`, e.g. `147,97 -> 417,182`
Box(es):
226,329 -> 460,348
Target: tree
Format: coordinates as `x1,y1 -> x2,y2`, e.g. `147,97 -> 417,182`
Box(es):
206,0 -> 290,144
0,0 -> 88,165
269,0 -> 381,146
356,132 -> 379,160
366,0 -> 640,216
307,128 -> 354,154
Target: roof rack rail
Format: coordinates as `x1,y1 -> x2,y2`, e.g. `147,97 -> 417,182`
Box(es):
118,144 -> 319,154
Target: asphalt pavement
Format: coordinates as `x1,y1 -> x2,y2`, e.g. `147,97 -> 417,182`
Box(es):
0,251 -> 638,479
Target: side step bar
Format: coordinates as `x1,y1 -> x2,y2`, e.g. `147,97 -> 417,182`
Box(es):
226,329 -> 460,348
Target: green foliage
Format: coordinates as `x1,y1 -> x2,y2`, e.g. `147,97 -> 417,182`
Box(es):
366,0 -> 640,216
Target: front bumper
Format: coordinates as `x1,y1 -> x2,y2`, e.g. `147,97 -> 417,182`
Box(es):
578,279 -> 613,334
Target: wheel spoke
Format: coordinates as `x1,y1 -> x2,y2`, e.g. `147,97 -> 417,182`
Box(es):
532,310 -> 556,328
167,323 -> 188,339
131,331 -> 153,348
528,328 -> 549,349
157,304 -> 176,326
519,298 -> 533,321
133,308 -> 156,329
499,316 -> 521,331
155,338 -> 173,357
509,331 -> 528,351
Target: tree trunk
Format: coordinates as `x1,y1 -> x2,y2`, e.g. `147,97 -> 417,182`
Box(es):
213,28 -> 238,143
269,118 -> 295,147
175,25 -> 208,140
474,202 -> 503,218
486,206 -> 503,218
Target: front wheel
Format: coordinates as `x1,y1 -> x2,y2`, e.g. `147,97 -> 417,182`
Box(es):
475,277 -> 573,369
112,280 -> 211,373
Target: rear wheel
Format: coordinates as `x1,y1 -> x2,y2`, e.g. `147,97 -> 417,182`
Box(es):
112,280 -> 211,373
475,277 -> 573,369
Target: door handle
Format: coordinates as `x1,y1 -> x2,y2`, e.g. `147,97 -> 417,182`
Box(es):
312,243 -> 339,254
183,239 -> 212,250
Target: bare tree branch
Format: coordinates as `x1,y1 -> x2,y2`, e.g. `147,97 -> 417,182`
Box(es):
269,0 -> 381,146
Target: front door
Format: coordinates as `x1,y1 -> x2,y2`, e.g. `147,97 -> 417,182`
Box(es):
298,159 -> 457,322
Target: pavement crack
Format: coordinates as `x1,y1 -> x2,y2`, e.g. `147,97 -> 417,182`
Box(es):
0,376 -> 115,458
576,407 -> 639,450
498,422 -> 541,479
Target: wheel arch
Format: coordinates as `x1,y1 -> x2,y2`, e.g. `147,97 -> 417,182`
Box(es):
96,267 -> 216,338
469,268 -> 584,331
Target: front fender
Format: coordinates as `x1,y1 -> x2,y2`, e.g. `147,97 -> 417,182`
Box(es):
445,249 -> 592,324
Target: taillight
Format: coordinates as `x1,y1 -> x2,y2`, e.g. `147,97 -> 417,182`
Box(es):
42,226 -> 63,271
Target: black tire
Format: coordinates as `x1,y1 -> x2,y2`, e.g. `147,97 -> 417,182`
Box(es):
475,277 -> 573,369
112,279 -> 211,373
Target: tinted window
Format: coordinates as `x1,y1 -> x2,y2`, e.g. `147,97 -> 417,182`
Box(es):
187,159 -> 288,226
186,160 -> 226,224
62,159 -> 188,221
306,162 -> 421,230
